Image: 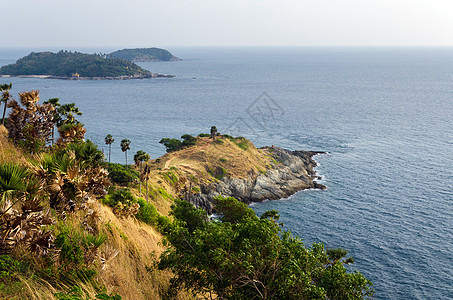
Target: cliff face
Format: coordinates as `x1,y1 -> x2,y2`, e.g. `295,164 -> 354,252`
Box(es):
187,146 -> 325,213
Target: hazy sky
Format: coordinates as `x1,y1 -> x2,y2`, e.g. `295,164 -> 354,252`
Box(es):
3,0 -> 453,47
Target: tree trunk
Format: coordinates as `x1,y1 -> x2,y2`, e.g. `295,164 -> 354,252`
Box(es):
139,161 -> 142,197
1,100 -> 7,125
146,179 -> 149,203
108,144 -> 111,163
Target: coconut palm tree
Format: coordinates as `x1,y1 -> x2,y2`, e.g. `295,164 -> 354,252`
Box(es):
134,150 -> 150,197
0,83 -> 12,125
105,134 -> 114,163
120,139 -> 131,168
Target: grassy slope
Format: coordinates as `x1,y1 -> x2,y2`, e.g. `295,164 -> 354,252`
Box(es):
0,126 -> 192,300
135,136 -> 276,214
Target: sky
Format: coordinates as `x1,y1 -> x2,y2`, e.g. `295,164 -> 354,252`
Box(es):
2,0 -> 453,47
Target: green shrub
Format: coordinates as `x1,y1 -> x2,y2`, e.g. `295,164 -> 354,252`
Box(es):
135,198 -> 159,225
0,255 -> 27,284
197,133 -> 210,138
107,163 -> 139,184
159,138 -> 182,152
219,158 -> 227,163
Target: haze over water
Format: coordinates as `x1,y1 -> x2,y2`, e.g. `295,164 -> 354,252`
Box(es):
1,47 -> 452,299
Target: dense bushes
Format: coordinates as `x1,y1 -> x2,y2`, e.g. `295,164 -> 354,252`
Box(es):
159,196 -> 374,299
107,163 -> 139,184
159,134 -> 197,152
103,188 -> 169,229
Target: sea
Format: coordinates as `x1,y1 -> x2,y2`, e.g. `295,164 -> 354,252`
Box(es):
1,47 -> 452,299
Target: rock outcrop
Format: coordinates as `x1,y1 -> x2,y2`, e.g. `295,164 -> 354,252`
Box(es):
189,147 -> 325,213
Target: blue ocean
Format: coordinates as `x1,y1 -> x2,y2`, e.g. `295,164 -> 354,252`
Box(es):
1,47 -> 452,299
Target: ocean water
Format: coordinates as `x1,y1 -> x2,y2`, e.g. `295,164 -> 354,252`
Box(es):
1,47 -> 453,299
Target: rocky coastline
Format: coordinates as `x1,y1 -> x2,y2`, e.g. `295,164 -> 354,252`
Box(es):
187,146 -> 325,213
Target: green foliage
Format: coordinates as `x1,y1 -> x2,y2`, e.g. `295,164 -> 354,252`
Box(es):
219,157 -> 228,163
208,166 -> 226,180
181,134 -> 197,147
133,150 -> 150,165
107,163 -> 139,184
67,140 -> 105,168
197,133 -> 210,138
53,225 -> 106,284
159,134 -> 197,152
108,48 -> 180,62
0,51 -> 151,77
163,171 -> 178,184
159,197 -> 374,299
236,137 -> 249,150
135,197 -> 159,225
0,255 -> 28,284
159,138 -> 182,153
169,199 -> 207,233
55,225 -> 106,268
54,286 -> 122,300
213,196 -> 256,224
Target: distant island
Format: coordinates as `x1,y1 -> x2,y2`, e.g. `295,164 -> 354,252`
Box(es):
108,47 -> 181,62
0,50 -> 174,79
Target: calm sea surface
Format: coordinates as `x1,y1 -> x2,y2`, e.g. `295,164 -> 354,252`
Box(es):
1,47 -> 452,299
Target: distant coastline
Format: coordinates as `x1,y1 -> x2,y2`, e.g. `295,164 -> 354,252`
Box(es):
0,73 -> 174,80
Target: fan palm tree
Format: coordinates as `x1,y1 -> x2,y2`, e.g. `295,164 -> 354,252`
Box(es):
0,83 -> 12,126
120,139 -> 131,168
43,98 -> 61,145
0,163 -> 29,217
134,150 -> 150,197
58,103 -> 82,125
105,134 -> 114,163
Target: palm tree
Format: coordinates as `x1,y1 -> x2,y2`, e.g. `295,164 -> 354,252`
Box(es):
0,163 -> 29,217
134,150 -> 150,197
105,134 -> 114,163
120,139 -> 131,168
210,126 -> 217,140
43,98 -> 61,145
58,103 -> 82,125
0,83 -> 12,125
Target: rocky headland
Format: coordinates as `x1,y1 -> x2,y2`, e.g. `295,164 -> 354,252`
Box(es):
146,135 -> 325,214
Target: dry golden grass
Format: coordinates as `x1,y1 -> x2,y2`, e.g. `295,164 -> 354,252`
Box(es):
0,125 -> 29,165
130,136 -> 274,214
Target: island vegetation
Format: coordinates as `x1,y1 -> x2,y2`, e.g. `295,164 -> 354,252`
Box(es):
108,48 -> 181,62
0,84 -> 374,299
0,51 -> 171,79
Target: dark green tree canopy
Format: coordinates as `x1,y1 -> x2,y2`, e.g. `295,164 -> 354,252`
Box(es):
159,197 -> 374,299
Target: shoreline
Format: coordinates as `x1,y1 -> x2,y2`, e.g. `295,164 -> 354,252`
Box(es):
0,73 -> 175,80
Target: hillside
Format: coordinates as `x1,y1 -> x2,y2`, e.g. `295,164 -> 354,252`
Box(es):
0,51 -> 165,79
108,48 -> 181,62
0,126 -> 191,300
140,135 -> 323,213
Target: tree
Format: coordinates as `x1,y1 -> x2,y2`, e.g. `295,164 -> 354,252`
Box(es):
43,98 -> 61,145
159,138 -> 182,152
0,83 -> 12,125
104,134 -> 114,163
210,126 -> 217,140
159,197 -> 374,299
120,139 -> 131,168
134,150 -> 150,197
7,90 -> 55,153
57,103 -> 82,125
